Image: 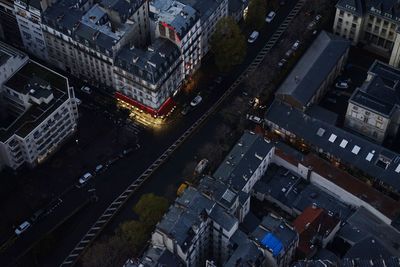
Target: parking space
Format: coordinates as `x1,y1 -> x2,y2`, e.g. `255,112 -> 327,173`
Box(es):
319,47 -> 378,126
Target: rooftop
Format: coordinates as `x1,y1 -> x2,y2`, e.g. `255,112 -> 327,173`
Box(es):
350,60 -> 400,116
337,207 -> 400,258
336,0 -> 400,22
293,258 -> 400,267
275,31 -> 350,109
265,100 -> 400,192
198,175 -> 240,213
43,0 -> 145,56
253,163 -> 354,221
224,230 -> 264,267
137,246 -> 184,267
151,0 -> 198,38
1,61 -> 69,142
115,38 -> 181,86
252,214 -> 298,257
213,131 -> 274,192
293,206 -> 340,257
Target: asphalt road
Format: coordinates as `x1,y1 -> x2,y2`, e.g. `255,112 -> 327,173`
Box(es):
1,1 -> 300,266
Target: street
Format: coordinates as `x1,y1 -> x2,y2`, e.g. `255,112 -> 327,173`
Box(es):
0,1 -> 303,266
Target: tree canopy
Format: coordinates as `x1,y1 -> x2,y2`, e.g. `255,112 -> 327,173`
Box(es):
245,0 -> 267,30
210,17 -> 246,72
83,194 -> 169,267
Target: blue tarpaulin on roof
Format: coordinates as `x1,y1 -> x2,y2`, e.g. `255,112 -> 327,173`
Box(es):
261,233 -> 283,257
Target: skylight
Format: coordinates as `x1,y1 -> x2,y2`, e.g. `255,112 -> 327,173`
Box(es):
339,139 -> 348,148
352,145 -> 361,155
328,134 -> 337,143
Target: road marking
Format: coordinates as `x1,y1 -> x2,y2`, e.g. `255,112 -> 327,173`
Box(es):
59,1 -> 307,266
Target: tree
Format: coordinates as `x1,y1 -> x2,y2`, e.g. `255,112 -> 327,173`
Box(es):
133,193 -> 169,226
245,0 -> 267,30
82,236 -> 130,267
210,17 -> 247,72
117,220 -> 149,255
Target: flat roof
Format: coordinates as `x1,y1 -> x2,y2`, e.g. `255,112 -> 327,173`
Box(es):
350,60 -> 400,116
1,61 -> 69,142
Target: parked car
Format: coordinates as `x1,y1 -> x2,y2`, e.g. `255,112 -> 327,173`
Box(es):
278,58 -> 287,68
307,21 -> 316,30
214,76 -> 222,84
246,114 -> 263,124
292,40 -> 300,51
181,104 -> 190,115
285,49 -> 294,58
79,172 -> 93,184
15,221 -> 31,235
80,86 -> 92,94
75,98 -> 82,105
335,81 -> 349,89
315,14 -> 322,22
95,164 -> 104,173
123,148 -> 133,156
265,11 -> 276,23
190,95 -> 203,107
247,31 -> 259,43
30,209 -> 45,223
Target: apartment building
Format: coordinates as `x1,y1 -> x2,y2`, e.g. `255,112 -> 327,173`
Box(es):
14,0 -> 51,60
179,0 -> 229,57
113,38 -> 183,115
265,100 -> 400,196
0,0 -> 23,48
275,31 -> 350,111
333,0 -> 400,67
0,42 -> 28,87
251,214 -> 298,267
0,42 -> 78,170
345,60 -> 400,143
42,0 -> 149,88
150,0 -> 201,77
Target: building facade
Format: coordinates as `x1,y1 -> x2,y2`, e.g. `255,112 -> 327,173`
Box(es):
345,60 -> 400,143
42,0 -> 149,88
151,0 -> 202,77
113,38 -> 183,115
14,0 -> 50,60
0,42 -> 78,170
333,0 -> 400,67
0,0 -> 23,48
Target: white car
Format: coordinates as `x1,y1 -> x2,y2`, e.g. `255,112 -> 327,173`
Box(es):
265,11 -> 276,23
75,98 -> 82,105
335,81 -> 349,89
79,172 -> 93,184
190,95 -> 203,107
15,221 -> 31,235
246,114 -> 263,124
315,14 -> 322,22
247,31 -> 259,43
80,86 -> 92,94
95,164 -> 104,173
292,40 -> 300,51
